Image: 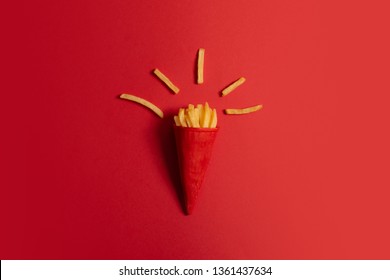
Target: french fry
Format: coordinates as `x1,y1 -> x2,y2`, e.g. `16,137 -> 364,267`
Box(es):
202,102 -> 211,128
209,108 -> 217,128
185,114 -> 192,127
187,108 -> 194,127
178,108 -> 187,127
197,48 -> 205,84
224,105 -> 263,115
187,105 -> 199,128
197,104 -> 205,127
120,93 -> 164,118
221,77 -> 246,96
200,102 -> 210,127
189,107 -> 200,128
174,116 -> 180,126
193,108 -> 200,128
153,68 -> 180,94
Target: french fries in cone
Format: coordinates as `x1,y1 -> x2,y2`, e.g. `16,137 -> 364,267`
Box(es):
118,48 -> 264,216
174,103 -> 218,214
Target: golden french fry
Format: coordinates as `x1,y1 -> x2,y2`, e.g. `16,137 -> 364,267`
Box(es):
202,102 -> 211,128
221,77 -> 246,96
188,107 -> 200,128
120,94 -> 164,118
187,108 -> 193,127
209,108 -> 217,128
174,116 -> 180,126
197,48 -> 205,84
179,108 -> 187,127
153,68 -> 180,94
184,109 -> 192,127
224,105 -> 263,115
193,108 -> 200,128
197,104 -> 205,128
185,114 -> 192,127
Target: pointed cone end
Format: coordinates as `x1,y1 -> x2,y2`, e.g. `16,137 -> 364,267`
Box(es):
174,126 -> 219,215
185,204 -> 193,215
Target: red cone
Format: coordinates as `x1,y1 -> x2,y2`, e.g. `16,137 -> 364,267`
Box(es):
174,126 -> 219,215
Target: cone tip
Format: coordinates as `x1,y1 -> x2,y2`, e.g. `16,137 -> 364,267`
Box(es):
185,204 -> 194,215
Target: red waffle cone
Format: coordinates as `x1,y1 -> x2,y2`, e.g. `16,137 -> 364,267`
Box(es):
174,126 -> 219,215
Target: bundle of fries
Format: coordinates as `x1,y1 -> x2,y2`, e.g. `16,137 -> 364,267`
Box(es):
174,102 -> 217,128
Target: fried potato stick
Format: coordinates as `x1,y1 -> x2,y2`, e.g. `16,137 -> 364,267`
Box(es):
120,93 -> 164,118
224,105 -> 263,115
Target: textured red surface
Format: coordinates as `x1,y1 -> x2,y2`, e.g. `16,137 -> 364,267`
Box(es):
174,126 -> 219,215
1,0 -> 390,259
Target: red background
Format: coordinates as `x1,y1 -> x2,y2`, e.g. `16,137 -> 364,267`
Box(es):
1,0 -> 390,259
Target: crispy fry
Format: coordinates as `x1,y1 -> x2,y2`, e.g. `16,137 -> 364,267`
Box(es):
224,105 -> 263,115
174,116 -> 180,126
178,108 -> 187,127
197,104 -> 205,127
202,102 -> 211,128
193,108 -> 200,128
185,114 -> 192,127
197,48 -> 205,84
187,105 -> 200,128
221,77 -> 246,96
153,68 -> 180,94
120,93 -> 164,118
209,108 -> 217,128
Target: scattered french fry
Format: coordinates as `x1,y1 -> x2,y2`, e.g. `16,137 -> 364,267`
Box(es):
120,94 -> 164,118
197,48 -> 205,84
224,105 -> 263,115
122,51 -> 262,124
221,77 -> 246,96
174,102 -> 217,128
153,68 -> 180,94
